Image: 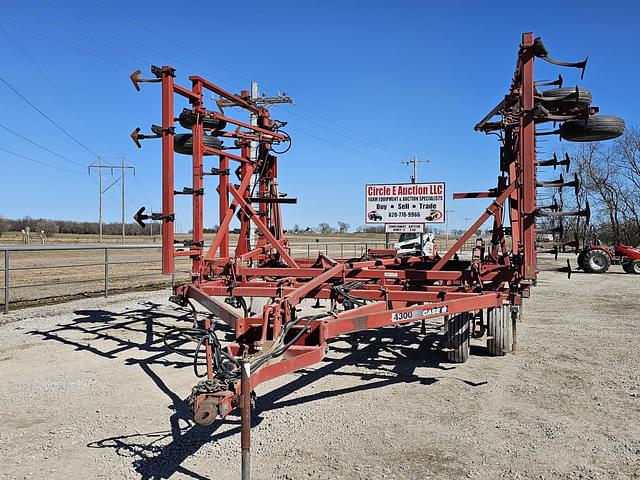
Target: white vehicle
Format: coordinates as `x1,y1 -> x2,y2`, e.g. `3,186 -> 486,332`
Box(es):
394,232 -> 436,257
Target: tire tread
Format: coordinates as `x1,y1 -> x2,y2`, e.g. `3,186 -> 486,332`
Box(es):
487,306 -> 512,356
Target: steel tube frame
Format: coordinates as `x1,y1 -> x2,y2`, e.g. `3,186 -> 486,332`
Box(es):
135,34 -> 552,466
161,66 -> 176,274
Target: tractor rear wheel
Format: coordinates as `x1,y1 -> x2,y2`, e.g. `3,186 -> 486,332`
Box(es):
577,250 -> 588,271
446,312 -> 472,363
583,249 -> 611,274
487,306 -> 512,356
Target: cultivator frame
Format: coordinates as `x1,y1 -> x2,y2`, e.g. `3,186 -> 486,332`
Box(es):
130,32 -> 606,477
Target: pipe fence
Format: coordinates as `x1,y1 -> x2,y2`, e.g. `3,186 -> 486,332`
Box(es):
0,238 -> 478,314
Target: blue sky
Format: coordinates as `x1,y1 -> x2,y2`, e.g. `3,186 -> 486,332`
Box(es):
1,0 -> 638,232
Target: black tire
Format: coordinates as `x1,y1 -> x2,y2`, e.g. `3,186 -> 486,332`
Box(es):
631,260 -> 640,275
622,262 -> 633,273
583,249 -> 611,274
446,312 -> 471,363
174,134 -> 223,155
178,108 -> 227,131
577,250 -> 588,271
560,115 -> 625,143
540,87 -> 592,111
487,306 -> 512,356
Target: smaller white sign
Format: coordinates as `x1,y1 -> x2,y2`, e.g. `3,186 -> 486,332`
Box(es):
385,223 -> 425,234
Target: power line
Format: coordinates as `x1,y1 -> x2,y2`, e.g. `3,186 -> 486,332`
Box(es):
11,5 -> 404,164
0,122 -> 85,168
132,173 -> 151,204
284,109 -> 402,163
0,74 -> 99,158
0,19 -> 134,71
0,146 -> 83,174
3,6 -> 401,193
292,104 -> 405,156
50,2 -> 406,159
0,23 -> 92,126
287,125 -> 391,167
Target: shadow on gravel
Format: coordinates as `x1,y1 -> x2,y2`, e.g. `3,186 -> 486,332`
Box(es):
88,422 -> 241,480
31,303 -> 487,479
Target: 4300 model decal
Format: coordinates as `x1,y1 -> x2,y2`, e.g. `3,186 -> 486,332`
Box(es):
391,305 -> 449,322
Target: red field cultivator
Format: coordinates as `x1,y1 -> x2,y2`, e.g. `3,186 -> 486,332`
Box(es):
130,33 -> 622,477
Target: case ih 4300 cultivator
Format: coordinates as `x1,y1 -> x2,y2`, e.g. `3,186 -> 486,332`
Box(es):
130,33 -> 623,476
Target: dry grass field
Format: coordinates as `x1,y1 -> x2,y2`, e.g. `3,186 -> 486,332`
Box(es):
0,232 -> 393,309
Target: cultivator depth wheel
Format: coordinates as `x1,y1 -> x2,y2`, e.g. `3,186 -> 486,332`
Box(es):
446,312 -> 472,363
487,306 -> 512,356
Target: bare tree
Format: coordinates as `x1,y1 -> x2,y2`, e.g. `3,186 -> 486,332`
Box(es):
337,221 -> 350,233
572,127 -> 640,245
318,223 -> 335,234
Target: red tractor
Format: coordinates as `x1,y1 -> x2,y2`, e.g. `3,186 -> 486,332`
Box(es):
577,244 -> 640,274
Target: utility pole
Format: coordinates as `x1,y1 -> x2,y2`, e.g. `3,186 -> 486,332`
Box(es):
401,155 -> 430,184
120,156 -> 126,242
398,155 -> 431,249
249,82 -> 259,251
445,209 -> 454,248
88,157 -> 135,243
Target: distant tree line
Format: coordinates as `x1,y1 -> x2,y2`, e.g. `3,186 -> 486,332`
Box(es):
0,216 -> 161,237
289,222 -> 351,234
0,216 -> 492,240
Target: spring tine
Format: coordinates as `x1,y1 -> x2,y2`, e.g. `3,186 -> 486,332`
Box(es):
130,126 -> 161,149
536,224 -> 563,236
130,127 -> 142,148
535,152 -> 559,168
558,153 -> 571,173
129,68 -> 162,91
536,174 -> 564,188
532,37 -> 588,78
133,206 -> 147,228
536,201 -> 589,219
535,74 -> 563,88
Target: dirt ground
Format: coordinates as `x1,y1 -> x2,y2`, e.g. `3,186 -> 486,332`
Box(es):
0,253 -> 638,480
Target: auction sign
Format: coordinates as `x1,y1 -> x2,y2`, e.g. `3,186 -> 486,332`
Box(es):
365,182 -> 445,224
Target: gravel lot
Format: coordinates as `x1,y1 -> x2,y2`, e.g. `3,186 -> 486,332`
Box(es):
0,253 -> 638,479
